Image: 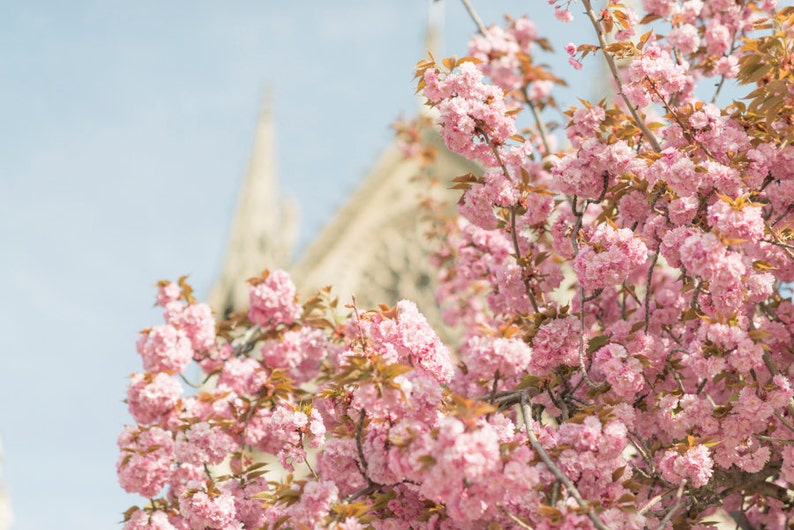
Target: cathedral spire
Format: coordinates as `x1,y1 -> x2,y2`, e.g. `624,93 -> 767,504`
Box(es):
209,88 -> 296,316
419,0 -> 445,115
426,0 -> 444,59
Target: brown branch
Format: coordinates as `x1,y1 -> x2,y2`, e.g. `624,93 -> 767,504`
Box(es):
580,0 -> 661,152
354,409 -> 376,487
644,252 -> 658,333
459,0 -> 488,36
655,479 -> 687,530
524,87 -> 553,156
519,393 -> 611,530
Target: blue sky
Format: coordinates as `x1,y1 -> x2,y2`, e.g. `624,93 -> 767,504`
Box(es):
0,2 -> 592,528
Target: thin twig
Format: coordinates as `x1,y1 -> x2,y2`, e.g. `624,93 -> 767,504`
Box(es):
770,204 -> 793,227
638,493 -> 663,515
500,508 -> 534,529
627,430 -> 657,478
580,0 -> 661,152
511,207 -> 540,313
655,479 -> 687,530
355,409 -> 372,482
754,434 -> 794,445
483,129 -> 542,313
568,191 -> 602,388
711,37 -> 740,104
519,392 -> 611,530
179,373 -> 202,389
774,412 -> 794,434
765,224 -> 794,261
489,370 -> 501,404
346,483 -> 379,502
303,450 -> 319,479
578,285 -> 606,390
644,252 -> 658,333
233,324 -> 263,355
761,350 -> 794,420
459,0 -> 488,36
524,87 -> 553,156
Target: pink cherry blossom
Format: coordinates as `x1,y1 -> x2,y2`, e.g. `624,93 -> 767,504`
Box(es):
136,324 -> 193,375
118,5 -> 794,529
182,487 -> 238,530
248,269 -> 302,327
124,510 -> 177,530
127,372 -> 183,425
117,426 -> 174,498
573,224 -> 648,291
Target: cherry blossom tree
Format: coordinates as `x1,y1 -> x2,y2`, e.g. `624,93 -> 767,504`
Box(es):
118,1 -> 794,528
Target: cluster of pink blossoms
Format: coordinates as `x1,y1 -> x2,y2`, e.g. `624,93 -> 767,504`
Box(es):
422,61 -> 516,167
120,2 -> 794,529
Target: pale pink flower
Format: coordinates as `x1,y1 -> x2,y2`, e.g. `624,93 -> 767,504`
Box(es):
659,445 -> 714,488
668,196 -> 699,225
462,335 -> 532,381
317,438 -> 367,497
714,56 -> 739,77
679,231 -> 726,280
164,302 -> 216,352
593,344 -> 645,400
136,324 -> 194,375
511,17 -> 538,47
422,62 -> 516,166
567,105 -> 605,147
573,225 -> 648,291
668,24 -> 700,54
370,300 -> 454,384
707,199 -> 764,242
183,487 -> 238,530
334,517 -> 368,530
174,421 -> 238,466
155,282 -> 181,307
781,446 -> 794,485
124,510 -> 177,530
528,79 -> 553,101
704,20 -> 731,56
127,372 -> 183,425
285,481 -> 338,528
468,25 -> 523,91
248,269 -> 302,327
228,477 -> 270,529
642,0 -> 676,17
625,43 -> 691,107
260,327 -> 331,384
529,315 -> 580,375
554,6 -> 573,22
117,426 -> 174,498
418,417 -> 501,516
217,357 -> 267,396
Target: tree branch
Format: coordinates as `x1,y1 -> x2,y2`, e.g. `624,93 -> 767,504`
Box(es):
459,0 -> 488,36
519,392 -> 611,530
580,0 -> 662,152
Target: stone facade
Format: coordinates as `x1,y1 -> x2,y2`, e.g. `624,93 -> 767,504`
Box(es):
209,94 -> 477,331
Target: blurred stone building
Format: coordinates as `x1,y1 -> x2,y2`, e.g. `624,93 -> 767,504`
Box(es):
208,84 -> 477,328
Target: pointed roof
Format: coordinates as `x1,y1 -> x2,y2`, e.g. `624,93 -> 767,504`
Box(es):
290,126 -> 479,324
417,0 -> 444,115
208,90 -> 296,316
